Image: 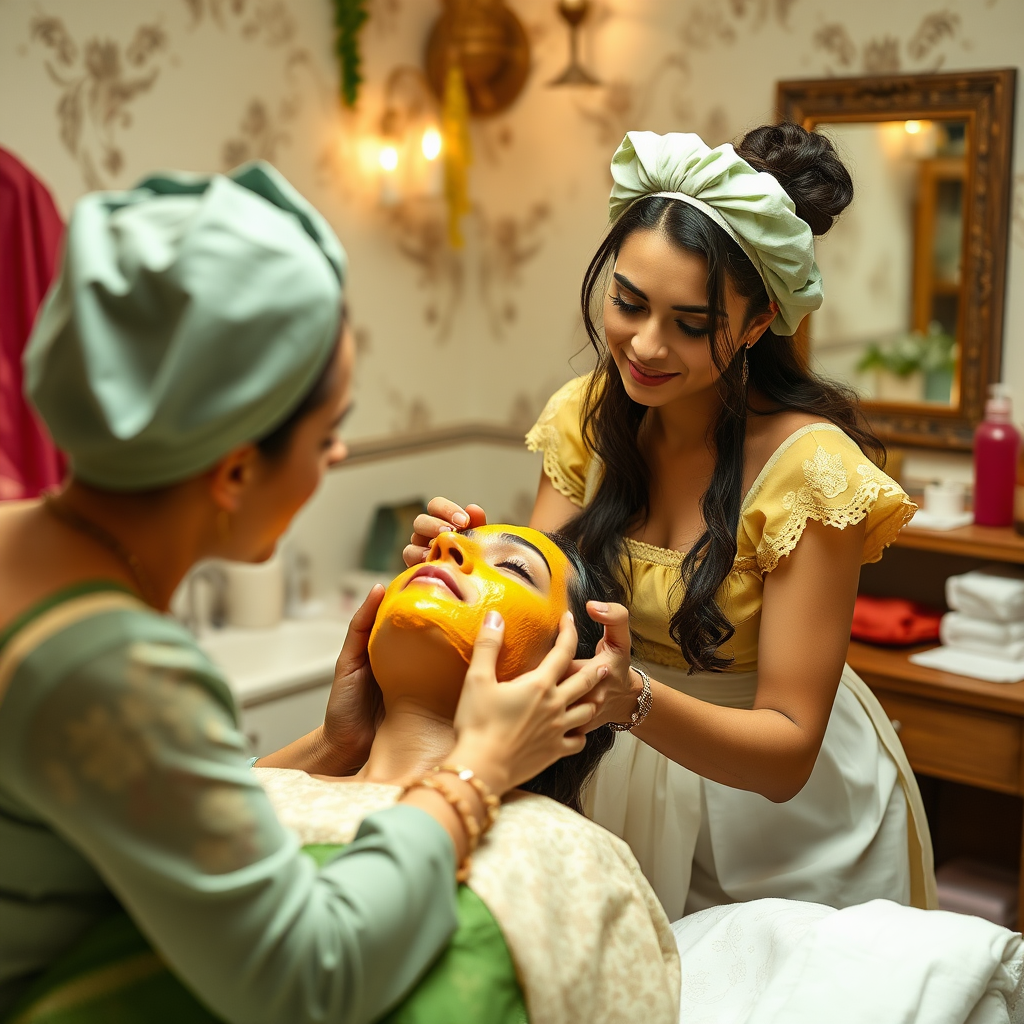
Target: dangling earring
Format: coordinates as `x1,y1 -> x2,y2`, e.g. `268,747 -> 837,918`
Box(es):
741,344 -> 750,388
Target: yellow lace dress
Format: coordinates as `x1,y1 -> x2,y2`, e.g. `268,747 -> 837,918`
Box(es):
527,375 -> 936,921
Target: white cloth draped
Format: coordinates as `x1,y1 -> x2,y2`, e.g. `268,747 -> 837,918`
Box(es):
587,662 -> 935,921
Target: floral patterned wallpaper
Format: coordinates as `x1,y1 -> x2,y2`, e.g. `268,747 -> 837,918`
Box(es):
1,0 -> 1022,454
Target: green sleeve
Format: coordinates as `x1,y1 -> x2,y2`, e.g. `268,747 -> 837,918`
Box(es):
0,618 -> 458,1024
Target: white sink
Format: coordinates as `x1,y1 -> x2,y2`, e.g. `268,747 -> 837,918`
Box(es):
199,617 -> 351,706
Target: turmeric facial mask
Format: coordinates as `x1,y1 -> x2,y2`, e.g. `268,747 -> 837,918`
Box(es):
369,525 -> 570,680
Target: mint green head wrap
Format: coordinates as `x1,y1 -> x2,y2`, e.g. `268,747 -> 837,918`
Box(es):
608,131 -> 822,336
25,161 -> 346,491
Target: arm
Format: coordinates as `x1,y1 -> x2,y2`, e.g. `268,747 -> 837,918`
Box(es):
593,519 -> 865,803
7,637 -> 458,1024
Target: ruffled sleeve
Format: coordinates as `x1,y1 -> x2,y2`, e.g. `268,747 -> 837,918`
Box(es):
525,375 -> 593,508
739,424 -> 917,575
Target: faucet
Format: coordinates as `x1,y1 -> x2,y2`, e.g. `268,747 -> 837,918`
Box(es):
182,562 -> 227,636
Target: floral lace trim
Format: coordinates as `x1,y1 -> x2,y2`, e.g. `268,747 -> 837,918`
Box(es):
525,383 -> 589,507
757,463 -> 917,573
623,537 -> 759,575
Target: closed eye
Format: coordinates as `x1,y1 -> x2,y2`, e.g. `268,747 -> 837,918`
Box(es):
497,557 -> 535,585
610,293 -> 644,314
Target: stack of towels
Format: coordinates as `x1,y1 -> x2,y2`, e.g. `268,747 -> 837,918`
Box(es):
909,567 -> 1024,683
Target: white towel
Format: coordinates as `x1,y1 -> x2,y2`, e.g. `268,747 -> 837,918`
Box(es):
942,612 -> 1024,647
910,645 -> 1024,683
947,566 -> 1024,623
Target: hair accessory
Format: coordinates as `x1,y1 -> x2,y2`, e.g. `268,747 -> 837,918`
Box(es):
607,131 -> 822,336
25,162 -> 346,492
433,763 -> 501,833
609,665 -> 653,732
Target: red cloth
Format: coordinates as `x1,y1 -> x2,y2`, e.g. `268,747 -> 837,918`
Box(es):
851,594 -> 943,647
0,147 -> 66,499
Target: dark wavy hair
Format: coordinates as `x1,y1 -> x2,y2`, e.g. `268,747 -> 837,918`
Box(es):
519,532 -> 616,812
560,122 -> 884,673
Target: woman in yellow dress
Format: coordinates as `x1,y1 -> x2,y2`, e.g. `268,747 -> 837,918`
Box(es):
407,124 -> 936,921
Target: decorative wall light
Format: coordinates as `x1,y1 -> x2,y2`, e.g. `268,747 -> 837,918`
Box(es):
550,0 -> 599,86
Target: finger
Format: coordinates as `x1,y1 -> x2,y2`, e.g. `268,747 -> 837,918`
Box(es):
557,661 -> 607,705
425,497 -> 473,529
336,583 -> 385,668
586,600 -> 632,653
403,543 -> 429,567
412,513 -> 461,540
562,701 -> 597,732
464,503 -> 488,527
465,611 -> 505,682
560,733 -> 587,756
533,612 -> 578,682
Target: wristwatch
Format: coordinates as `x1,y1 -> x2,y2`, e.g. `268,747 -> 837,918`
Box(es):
608,665 -> 653,732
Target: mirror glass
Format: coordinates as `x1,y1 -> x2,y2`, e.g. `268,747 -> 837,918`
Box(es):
809,119 -> 968,407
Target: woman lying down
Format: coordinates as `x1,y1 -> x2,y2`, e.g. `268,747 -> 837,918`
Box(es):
259,524 -> 1024,1024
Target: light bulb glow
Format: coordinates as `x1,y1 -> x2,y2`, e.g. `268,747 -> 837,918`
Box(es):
904,120 -> 922,135
421,127 -> 442,161
378,145 -> 399,172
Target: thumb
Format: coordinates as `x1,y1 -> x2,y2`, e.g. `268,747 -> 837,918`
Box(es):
466,610 -> 505,685
586,600 -> 631,653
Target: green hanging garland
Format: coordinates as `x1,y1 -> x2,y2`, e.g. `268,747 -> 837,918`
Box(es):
332,0 -> 369,108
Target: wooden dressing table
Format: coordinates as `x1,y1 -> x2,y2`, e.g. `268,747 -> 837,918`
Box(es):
851,522 -> 1024,927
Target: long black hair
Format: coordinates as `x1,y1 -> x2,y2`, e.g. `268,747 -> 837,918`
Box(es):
519,532 -> 616,812
561,122 -> 884,673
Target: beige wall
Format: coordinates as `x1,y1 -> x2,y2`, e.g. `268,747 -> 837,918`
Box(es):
1,0 -> 1021,574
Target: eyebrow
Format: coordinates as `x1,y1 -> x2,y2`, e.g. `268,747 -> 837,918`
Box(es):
331,403 -> 354,430
613,272 -> 709,314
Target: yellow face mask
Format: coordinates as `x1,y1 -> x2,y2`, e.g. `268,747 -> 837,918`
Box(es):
369,524 -> 571,680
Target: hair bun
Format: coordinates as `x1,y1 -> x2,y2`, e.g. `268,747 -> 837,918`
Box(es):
736,122 -> 853,235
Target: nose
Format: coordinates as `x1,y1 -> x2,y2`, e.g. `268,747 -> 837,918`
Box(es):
429,531 -> 475,573
631,318 -> 670,364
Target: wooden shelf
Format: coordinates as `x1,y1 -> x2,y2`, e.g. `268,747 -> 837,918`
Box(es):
894,523 -> 1024,564
848,640 -> 1024,718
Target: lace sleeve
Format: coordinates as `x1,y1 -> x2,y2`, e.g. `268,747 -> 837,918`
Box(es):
3,624 -> 457,1024
741,425 -> 917,574
525,376 -> 592,507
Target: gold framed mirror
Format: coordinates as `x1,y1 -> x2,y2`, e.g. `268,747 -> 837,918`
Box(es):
777,70 -> 1016,450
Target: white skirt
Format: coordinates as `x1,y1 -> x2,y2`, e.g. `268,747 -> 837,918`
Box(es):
586,662 -> 936,921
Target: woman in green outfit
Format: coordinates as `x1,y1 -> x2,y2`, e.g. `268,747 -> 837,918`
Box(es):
0,164 -> 603,1023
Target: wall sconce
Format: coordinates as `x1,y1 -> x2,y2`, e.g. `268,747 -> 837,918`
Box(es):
550,0 -> 599,86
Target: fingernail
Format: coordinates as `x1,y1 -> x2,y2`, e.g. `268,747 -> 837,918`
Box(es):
484,611 -> 504,630
598,666 -> 608,679
567,611 -> 575,623
592,602 -> 609,614
453,512 -> 470,527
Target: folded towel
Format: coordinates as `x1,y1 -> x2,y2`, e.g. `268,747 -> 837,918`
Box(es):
941,612 -> 1024,646
946,566 -> 1024,623
909,645 -> 1024,683
941,613 -> 1024,660
852,595 -> 943,646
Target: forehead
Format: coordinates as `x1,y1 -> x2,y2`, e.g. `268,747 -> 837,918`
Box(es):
616,228 -> 708,301
466,524 -> 567,571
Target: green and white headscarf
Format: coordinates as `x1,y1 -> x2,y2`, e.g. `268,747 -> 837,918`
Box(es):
25,162 -> 346,490
608,131 -> 822,336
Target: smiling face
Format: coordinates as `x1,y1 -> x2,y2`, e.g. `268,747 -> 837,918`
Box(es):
368,525 -> 570,715
603,227 -> 772,409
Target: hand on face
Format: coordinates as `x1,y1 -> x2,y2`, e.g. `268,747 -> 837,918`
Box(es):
370,524 -> 570,684
403,496 -> 488,567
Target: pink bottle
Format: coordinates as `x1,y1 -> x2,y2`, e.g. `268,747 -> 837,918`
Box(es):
974,384 -> 1021,527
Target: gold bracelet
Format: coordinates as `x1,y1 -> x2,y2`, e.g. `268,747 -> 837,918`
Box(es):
608,666 -> 653,732
401,776 -> 480,882
432,764 -> 501,834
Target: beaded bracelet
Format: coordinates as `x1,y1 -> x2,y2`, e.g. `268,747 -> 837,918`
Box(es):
608,665 -> 653,732
432,764 -> 501,833
401,775 -> 481,882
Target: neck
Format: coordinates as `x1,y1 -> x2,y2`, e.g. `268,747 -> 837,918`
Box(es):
650,383 -> 725,452
57,480 -> 216,610
357,701 -> 456,784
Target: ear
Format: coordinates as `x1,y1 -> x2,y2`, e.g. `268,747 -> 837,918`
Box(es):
742,305 -> 778,349
208,443 -> 262,513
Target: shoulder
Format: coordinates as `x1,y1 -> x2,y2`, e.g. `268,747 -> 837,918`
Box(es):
526,374 -> 597,507
744,410 -> 840,480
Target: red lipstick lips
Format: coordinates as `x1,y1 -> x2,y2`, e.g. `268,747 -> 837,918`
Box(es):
405,565 -> 464,600
627,360 -> 679,387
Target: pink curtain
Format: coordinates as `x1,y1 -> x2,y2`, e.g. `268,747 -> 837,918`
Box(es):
0,147 -> 66,499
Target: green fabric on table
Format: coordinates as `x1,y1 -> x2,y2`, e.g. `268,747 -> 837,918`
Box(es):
4,846 -> 527,1024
